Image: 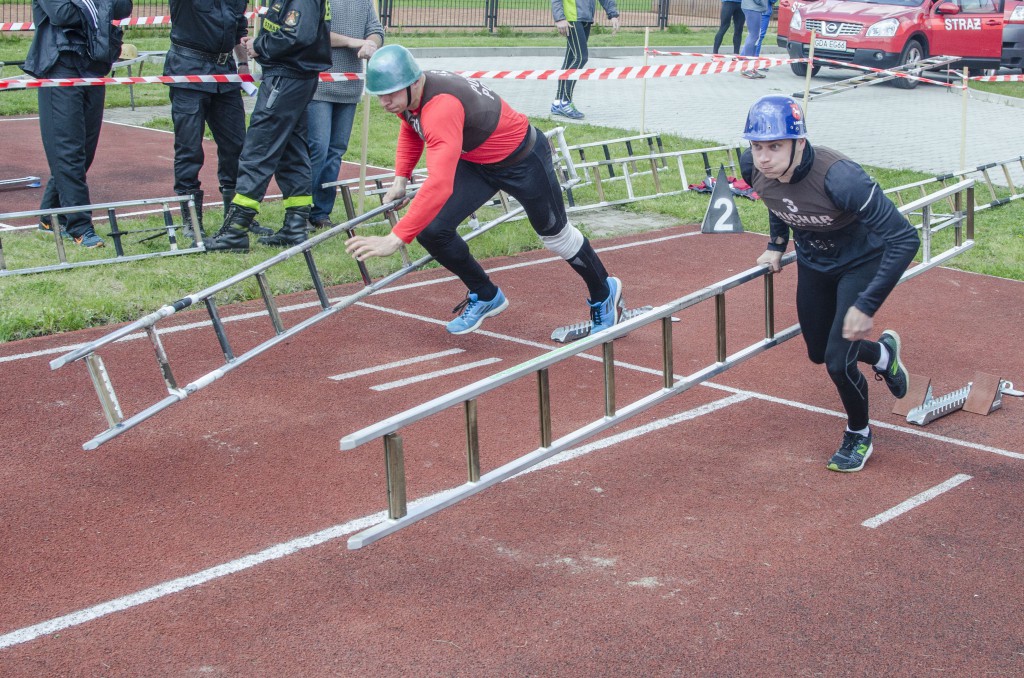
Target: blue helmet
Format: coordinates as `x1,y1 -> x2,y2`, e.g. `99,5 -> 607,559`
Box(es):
742,95 -> 807,141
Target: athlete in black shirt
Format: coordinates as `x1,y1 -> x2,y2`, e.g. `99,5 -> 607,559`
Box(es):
740,95 -> 920,473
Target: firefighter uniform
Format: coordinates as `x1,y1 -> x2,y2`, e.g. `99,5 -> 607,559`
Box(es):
166,0 -> 254,237
205,0 -> 332,252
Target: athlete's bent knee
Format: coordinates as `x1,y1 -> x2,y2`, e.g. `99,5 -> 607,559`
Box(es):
539,223 -> 584,260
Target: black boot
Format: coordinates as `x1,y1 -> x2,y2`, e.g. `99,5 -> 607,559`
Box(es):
259,206 -> 310,247
203,203 -> 257,253
180,189 -> 204,240
222,189 -> 273,236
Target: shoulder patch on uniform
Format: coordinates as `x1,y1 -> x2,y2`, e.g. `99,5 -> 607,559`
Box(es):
284,9 -> 300,26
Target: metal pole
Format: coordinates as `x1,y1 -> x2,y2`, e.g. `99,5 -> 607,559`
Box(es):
960,67 -> 968,172
715,293 -> 727,362
537,369 -> 552,447
465,399 -> 480,482
384,433 -> 407,519
603,342 -> 616,417
641,28 -> 649,135
661,316 -> 674,389
764,273 -> 775,339
802,31 -> 817,118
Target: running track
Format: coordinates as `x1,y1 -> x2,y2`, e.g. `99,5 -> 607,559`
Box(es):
1,220 -> 1022,675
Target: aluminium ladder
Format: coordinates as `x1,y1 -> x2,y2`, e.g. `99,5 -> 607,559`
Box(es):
795,55 -> 961,101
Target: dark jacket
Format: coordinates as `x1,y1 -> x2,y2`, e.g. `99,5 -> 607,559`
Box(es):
254,0 -> 331,79
23,0 -> 134,78
165,0 -> 248,91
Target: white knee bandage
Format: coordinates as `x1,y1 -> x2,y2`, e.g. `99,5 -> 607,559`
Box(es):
540,223 -> 584,260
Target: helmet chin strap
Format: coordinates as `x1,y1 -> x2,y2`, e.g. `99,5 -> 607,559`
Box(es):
783,139 -> 800,178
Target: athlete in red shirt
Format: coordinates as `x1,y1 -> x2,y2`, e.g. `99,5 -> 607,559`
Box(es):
346,45 -> 624,336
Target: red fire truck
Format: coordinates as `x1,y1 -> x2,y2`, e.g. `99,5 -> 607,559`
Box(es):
775,0 -> 1024,86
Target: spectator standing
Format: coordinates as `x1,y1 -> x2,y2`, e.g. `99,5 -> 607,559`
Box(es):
712,0 -> 745,55
549,0 -> 619,121
25,0 -> 134,248
754,0 -> 777,60
347,46 -> 626,337
739,0 -> 770,77
306,0 -> 384,232
165,0 -> 272,239
203,0 -> 332,252
740,95 -> 920,472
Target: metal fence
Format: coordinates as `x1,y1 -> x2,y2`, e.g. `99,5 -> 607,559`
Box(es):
1,0 -> 729,32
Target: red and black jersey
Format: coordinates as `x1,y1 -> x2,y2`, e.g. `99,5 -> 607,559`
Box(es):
392,71 -> 530,243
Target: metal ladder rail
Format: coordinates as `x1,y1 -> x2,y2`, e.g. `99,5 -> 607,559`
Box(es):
562,145 -> 742,211
340,251 -> 802,548
0,195 -> 203,277
51,200 -> 531,450
339,178 -> 977,549
797,55 -> 961,101
568,133 -> 668,183
884,156 -> 1024,216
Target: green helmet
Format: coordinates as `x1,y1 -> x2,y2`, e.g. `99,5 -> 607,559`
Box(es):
365,45 -> 423,96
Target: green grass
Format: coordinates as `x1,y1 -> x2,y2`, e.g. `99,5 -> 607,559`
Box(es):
2,99 -> 1022,343
2,28 -> 1022,342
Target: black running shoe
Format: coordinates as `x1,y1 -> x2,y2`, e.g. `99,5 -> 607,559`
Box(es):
873,330 -> 908,399
827,430 -> 873,473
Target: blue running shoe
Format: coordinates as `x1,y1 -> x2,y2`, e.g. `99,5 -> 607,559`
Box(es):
827,430 -> 873,473
74,230 -> 105,249
588,276 -> 623,335
550,100 -> 585,120
446,289 -> 509,335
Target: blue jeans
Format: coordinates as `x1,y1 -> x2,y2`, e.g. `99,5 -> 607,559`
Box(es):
740,8 -> 764,56
307,99 -> 358,221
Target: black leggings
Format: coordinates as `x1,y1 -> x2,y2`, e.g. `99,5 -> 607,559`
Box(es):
416,128 -> 608,300
556,21 -> 592,103
713,2 -> 746,54
796,257 -> 884,431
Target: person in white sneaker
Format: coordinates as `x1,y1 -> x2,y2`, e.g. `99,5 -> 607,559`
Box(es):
549,0 -> 619,119
346,46 -> 625,336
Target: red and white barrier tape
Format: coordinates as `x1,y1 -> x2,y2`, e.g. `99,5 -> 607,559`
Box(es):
971,73 -> 1024,82
453,59 -> 792,81
0,59 -> 796,90
1,8 -> 266,31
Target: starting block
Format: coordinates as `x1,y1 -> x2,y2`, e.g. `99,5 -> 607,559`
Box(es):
551,305 -> 653,344
900,371 -> 1023,426
0,176 -> 41,192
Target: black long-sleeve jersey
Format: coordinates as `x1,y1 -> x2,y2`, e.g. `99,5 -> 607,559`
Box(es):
741,142 -> 921,317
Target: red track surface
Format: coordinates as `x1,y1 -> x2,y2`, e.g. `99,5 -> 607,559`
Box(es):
1,222 -> 1022,675
2,118 -> 1023,675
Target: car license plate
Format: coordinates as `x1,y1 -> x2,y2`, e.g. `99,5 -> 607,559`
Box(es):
813,38 -> 847,51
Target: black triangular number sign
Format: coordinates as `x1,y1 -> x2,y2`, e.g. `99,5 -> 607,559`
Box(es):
701,166 -> 744,234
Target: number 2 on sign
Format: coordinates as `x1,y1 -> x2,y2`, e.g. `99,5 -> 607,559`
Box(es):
714,197 -> 734,231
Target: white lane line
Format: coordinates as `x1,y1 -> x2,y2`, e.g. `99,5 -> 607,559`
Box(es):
370,357 -> 503,392
706,382 -> 1024,461
0,395 -> 738,652
328,349 -> 464,381
861,474 -> 973,529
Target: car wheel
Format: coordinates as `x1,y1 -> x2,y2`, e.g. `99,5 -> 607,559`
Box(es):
790,61 -> 822,77
894,39 -> 926,90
